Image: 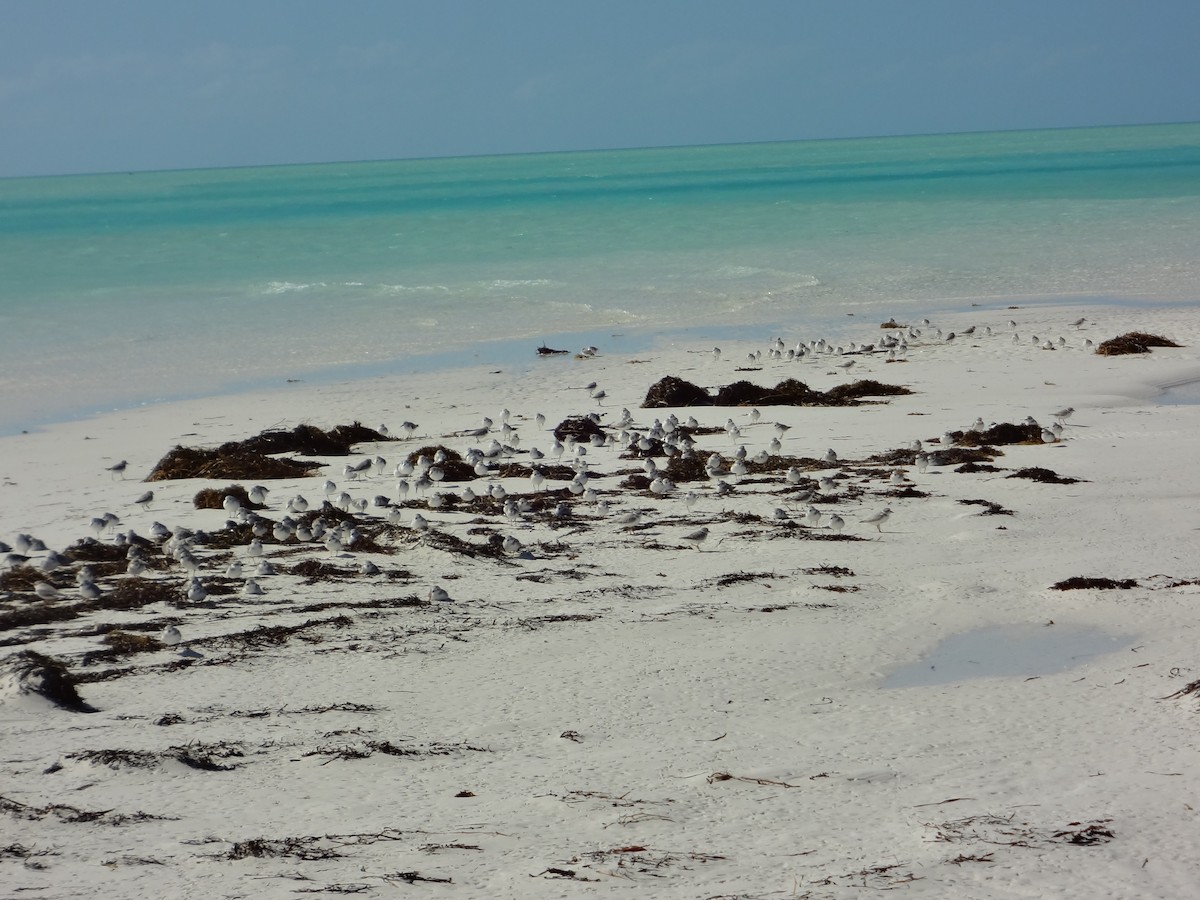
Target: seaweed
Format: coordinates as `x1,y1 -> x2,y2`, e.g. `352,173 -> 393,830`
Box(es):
101,631 -> 163,654
404,445 -> 474,481
802,565 -> 855,577
958,499 -> 1014,516
193,484 -> 267,511
662,454 -> 712,483
953,422 -> 1043,447
553,415 -> 606,442
1095,332 -> 1182,356
146,422 -> 388,482
0,602 -> 80,632
101,578 -> 182,609
930,447 -> 1001,465
1,650 -> 95,712
146,445 -> 318,482
824,379 -> 913,401
641,375 -> 911,409
237,422 -> 390,456
1007,467 -> 1082,484
955,462 -> 1002,474
1049,576 -> 1138,590
641,376 -> 714,408
63,538 -> 130,563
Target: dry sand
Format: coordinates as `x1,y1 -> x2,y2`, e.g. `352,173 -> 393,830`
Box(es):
3,302 -> 1200,898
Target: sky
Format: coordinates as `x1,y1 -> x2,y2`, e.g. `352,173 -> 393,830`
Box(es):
2,0 -> 1198,177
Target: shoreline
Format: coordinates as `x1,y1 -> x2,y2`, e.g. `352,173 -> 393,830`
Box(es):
4,290 -> 1192,439
3,298 -> 1200,896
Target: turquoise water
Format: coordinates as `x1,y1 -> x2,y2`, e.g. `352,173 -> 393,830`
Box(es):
2,123 -> 1198,432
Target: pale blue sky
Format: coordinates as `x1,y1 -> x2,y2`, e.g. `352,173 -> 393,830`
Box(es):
2,0 -> 1198,176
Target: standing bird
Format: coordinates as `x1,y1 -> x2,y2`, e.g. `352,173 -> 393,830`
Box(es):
35,582 -> 65,601
862,508 -> 893,533
107,460 -> 129,479
679,527 -> 709,550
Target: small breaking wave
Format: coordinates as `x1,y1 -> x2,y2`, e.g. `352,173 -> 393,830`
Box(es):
262,281 -> 328,294
377,283 -> 452,295
485,279 -> 560,290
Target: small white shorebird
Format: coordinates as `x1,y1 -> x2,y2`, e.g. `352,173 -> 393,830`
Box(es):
679,526 -> 710,550
429,585 -> 451,602
34,582 -> 64,600
186,577 -> 207,603
160,625 -> 182,646
862,507 -> 893,533
1052,406 -> 1075,423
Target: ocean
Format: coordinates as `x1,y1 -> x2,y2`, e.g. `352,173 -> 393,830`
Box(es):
1,122 -> 1198,434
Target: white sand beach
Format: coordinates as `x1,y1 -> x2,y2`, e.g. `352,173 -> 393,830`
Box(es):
3,301 -> 1200,898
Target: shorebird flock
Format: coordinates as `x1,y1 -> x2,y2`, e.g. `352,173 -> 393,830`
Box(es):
1,312 -> 1094,655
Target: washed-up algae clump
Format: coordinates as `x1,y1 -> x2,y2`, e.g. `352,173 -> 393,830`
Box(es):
1094,332 -> 1182,356
642,376 -> 912,409
146,423 -> 390,482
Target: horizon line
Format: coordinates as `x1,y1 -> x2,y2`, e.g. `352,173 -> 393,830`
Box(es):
3,118 -> 1198,182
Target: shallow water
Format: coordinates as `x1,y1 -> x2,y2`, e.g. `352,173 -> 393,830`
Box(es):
882,623 -> 1134,688
3,122 -> 1199,433
1158,377 -> 1200,405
